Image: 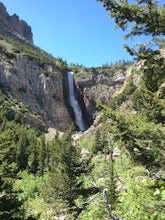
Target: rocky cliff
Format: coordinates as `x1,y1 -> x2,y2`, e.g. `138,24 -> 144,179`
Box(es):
0,50 -> 73,130
0,2 -> 33,43
74,65 -> 133,116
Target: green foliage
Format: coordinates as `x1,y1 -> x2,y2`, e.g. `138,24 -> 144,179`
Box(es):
114,155 -> 165,219
14,171 -> 49,219
0,128 -> 22,219
110,78 -> 136,109
131,84 -> 165,123
105,158 -> 119,208
14,171 -> 40,201
142,54 -> 165,92
1,89 -> 164,219
78,195 -> 107,220
37,136 -> 47,176
43,126 -> 88,217
0,92 -> 50,218
79,135 -> 95,151
98,0 -> 165,37
100,105 -> 165,170
16,131 -> 30,170
101,59 -> 133,70
78,135 -> 165,219
55,58 -> 69,72
76,60 -> 133,77
91,129 -> 107,154
109,69 -> 165,124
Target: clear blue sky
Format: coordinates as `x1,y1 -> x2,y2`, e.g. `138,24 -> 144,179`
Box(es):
0,0 -> 143,67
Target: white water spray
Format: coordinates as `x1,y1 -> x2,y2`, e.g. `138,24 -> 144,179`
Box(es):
67,71 -> 86,131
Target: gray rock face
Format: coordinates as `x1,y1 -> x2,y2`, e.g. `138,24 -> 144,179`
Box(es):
0,2 -> 33,43
75,69 -> 129,116
0,53 -> 72,131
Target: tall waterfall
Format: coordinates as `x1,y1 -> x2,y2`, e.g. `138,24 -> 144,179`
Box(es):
67,71 -> 86,131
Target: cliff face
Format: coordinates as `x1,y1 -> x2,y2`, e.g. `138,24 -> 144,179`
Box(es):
74,67 -> 131,116
0,2 -> 33,43
0,51 -> 72,131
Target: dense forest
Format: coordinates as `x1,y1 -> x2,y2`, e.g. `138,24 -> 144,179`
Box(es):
0,0 -> 165,219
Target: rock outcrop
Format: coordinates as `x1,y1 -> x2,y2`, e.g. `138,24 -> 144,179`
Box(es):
0,52 -> 72,131
74,68 -> 129,116
0,2 -> 33,43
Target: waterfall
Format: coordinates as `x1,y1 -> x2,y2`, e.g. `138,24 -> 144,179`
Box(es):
67,71 -> 86,131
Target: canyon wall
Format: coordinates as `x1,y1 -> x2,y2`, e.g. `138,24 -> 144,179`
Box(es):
0,51 -> 72,131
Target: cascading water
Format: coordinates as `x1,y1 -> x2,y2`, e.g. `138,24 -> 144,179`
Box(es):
67,71 -> 86,131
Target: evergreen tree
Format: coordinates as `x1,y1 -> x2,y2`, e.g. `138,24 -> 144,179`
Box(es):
92,129 -> 107,154
28,134 -> 39,174
47,126 -> 87,217
16,131 -> 29,171
101,105 -> 165,170
38,135 -> 46,176
97,0 -> 165,39
0,128 -> 22,219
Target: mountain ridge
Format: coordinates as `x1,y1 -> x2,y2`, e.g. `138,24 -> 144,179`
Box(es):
0,2 -> 33,43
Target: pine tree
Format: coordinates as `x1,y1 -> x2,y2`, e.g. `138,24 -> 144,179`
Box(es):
38,135 -> 46,176
0,128 -> 22,219
47,126 -> 87,217
98,0 -> 165,37
16,131 -> 29,170
92,129 -> 107,154
28,134 -> 39,174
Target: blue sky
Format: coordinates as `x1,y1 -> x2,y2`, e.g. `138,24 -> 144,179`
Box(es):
0,0 -> 147,67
